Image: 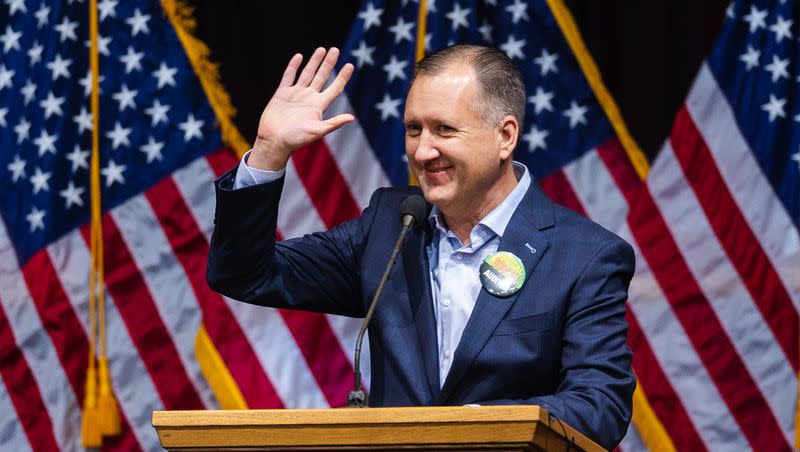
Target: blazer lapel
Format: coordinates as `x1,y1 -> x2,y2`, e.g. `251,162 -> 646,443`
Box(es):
440,183 -> 555,402
402,219 -> 441,401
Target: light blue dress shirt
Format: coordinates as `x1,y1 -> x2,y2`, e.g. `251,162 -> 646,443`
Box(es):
234,153 -> 531,387
426,162 -> 530,385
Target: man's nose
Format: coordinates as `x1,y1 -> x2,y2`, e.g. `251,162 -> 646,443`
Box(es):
412,131 -> 439,162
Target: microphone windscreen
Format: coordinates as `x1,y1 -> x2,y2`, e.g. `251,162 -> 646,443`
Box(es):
399,194 -> 427,227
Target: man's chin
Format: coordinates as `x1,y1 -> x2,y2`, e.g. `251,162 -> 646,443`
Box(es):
420,186 -> 454,209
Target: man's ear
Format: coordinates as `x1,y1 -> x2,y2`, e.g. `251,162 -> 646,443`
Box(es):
498,114 -> 519,160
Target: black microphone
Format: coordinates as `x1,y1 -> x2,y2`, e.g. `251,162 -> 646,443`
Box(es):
347,194 -> 426,408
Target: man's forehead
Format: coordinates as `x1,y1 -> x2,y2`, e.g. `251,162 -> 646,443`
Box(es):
411,62 -> 477,90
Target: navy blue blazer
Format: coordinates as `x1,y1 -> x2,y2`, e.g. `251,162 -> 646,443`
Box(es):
207,167 -> 636,449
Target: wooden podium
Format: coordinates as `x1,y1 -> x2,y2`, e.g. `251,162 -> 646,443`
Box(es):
152,405 -> 604,451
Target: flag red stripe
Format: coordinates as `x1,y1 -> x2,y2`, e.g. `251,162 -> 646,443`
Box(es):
79,217 -> 205,410
205,149 -> 241,178
596,139 -> 645,197
21,252 -> 89,401
21,251 -> 142,451
671,106 -> 799,369
278,309 -> 354,407
582,142 -> 704,449
625,309 -> 707,451
292,140 -> 362,228
0,302 -> 60,451
626,187 -> 789,450
539,169 -> 588,216
600,136 -> 788,448
146,176 -> 284,408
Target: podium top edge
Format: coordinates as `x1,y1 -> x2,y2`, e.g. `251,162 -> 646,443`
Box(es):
152,405 -> 545,427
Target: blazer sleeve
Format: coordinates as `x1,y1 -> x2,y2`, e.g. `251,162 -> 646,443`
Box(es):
206,166 -> 382,318
479,238 -> 636,450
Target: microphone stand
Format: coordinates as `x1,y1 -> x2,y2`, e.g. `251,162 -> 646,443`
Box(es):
346,215 -> 415,408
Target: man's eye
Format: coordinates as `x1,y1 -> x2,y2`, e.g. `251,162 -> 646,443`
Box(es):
437,125 -> 455,133
405,125 -> 421,136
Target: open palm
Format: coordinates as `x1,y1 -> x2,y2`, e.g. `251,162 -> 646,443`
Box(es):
251,48 -> 355,170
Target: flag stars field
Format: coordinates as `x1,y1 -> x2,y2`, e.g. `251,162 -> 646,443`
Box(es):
534,48 -> 558,75
389,17 -> 414,43
445,3 -> 470,31
743,5 -> 768,32
383,55 -> 408,83
499,34 -> 525,59
352,41 -> 376,68
7,155 -> 25,182
153,62 -> 177,88
375,93 -> 401,121
358,2 -> 383,30
764,55 -> 789,82
740,45 -> 760,70
522,125 -> 548,152
505,0 -> 529,24
59,182 -> 85,209
34,4 -> 49,28
762,94 -> 786,121
30,168 -> 51,194
65,146 -> 89,173
25,206 -> 45,232
101,160 -> 126,187
179,113 -> 205,141
528,87 -> 553,114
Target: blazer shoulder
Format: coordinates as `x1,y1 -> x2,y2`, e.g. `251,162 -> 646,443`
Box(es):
548,199 -> 633,257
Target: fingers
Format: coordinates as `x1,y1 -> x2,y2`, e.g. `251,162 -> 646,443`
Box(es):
278,53 -> 303,88
296,47 -> 326,87
321,63 -> 354,106
309,48 -> 340,91
320,113 -> 355,135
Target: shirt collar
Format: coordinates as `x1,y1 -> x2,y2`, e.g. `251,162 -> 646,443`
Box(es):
428,161 -> 531,240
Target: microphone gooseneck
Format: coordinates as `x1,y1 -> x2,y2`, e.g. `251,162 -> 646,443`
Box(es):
347,194 -> 426,408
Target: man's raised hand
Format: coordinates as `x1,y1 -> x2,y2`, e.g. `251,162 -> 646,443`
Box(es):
249,47 -> 355,171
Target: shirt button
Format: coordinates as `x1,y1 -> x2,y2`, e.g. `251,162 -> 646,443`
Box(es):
444,347 -> 451,358
455,253 -> 462,260
443,298 -> 451,307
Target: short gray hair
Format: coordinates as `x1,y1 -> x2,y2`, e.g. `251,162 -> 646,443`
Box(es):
413,44 -> 526,128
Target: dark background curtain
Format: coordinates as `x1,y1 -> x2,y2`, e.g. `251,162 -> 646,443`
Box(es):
190,1 -> 728,161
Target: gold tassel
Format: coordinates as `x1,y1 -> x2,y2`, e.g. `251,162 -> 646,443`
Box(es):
81,366 -> 102,448
97,357 -> 120,436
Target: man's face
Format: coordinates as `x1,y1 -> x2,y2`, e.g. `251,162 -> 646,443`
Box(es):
404,64 -> 512,213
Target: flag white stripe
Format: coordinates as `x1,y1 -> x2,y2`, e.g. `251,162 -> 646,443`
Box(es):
279,160 -> 329,238
619,421 -> 648,452
621,224 -> 747,451
0,223 -> 82,452
325,94 -> 393,210
48,231 -> 164,451
0,374 -> 33,452
224,297 -> 330,408
324,314 -> 370,388
562,149 -> 629,232
174,155 -> 335,408
686,64 -> 800,308
650,143 -> 796,443
172,157 -> 219,241
110,196 -> 217,409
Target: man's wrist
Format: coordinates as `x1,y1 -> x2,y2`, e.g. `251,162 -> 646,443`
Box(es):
250,136 -> 290,171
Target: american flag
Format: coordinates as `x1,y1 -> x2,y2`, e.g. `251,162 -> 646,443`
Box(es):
1,0 -> 796,450
618,0 -> 800,450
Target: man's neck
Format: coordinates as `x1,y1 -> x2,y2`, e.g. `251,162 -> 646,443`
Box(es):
439,166 -> 519,245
